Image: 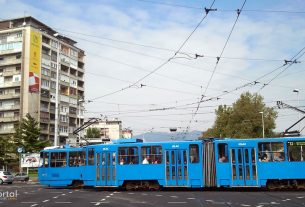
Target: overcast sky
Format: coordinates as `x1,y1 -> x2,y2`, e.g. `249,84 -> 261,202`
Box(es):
1,0 -> 305,136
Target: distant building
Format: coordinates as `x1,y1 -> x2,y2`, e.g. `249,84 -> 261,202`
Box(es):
0,16 -> 85,145
122,128 -> 133,138
83,119 -> 122,143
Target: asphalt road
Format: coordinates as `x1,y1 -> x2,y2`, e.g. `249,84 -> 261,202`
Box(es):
0,183 -> 305,207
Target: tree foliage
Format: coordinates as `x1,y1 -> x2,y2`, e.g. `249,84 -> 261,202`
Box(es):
203,92 -> 278,138
0,135 -> 15,166
85,127 -> 101,138
14,113 -> 50,153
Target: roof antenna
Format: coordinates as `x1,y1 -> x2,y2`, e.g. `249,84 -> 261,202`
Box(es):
22,11 -> 26,26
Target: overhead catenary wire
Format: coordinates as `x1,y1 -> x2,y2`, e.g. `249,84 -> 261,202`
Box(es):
184,0 -> 247,136
131,0 -> 305,14
87,0 -> 217,102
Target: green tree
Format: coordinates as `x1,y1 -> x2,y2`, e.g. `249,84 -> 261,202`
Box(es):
14,113 -> 50,153
203,92 -> 278,138
0,135 -> 16,169
85,127 -> 100,138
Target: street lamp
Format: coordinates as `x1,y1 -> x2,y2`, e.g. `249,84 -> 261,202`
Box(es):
293,89 -> 300,131
259,111 -> 265,138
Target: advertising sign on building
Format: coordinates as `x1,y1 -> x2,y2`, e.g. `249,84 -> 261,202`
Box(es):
21,153 -> 40,168
29,29 -> 41,93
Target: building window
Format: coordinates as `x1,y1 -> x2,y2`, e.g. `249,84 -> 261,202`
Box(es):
287,141 -> 305,162
118,147 -> 139,165
190,144 -> 200,163
258,142 -> 285,162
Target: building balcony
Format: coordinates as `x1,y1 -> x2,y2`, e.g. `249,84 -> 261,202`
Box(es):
0,128 -> 15,134
0,105 -> 20,111
40,107 -> 49,112
0,58 -> 22,66
2,81 -> 21,88
0,93 -> 20,99
0,116 -> 19,122
42,53 -> 51,60
69,113 -> 77,118
40,118 -> 50,123
59,131 -> 69,137
41,129 -> 49,134
77,76 -> 84,81
77,85 -> 84,91
40,96 -> 50,102
3,70 -> 20,76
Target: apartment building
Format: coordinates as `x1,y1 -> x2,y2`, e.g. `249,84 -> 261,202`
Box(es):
0,16 -> 85,145
87,119 -> 123,141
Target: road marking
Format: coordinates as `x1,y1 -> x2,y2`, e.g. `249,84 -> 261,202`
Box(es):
156,195 -> 163,197
50,192 -> 63,193
170,195 -> 178,198
62,193 -> 66,196
55,202 -> 72,204
297,196 -> 304,199
69,191 -> 73,194
241,204 -> 251,207
21,202 -> 38,204
128,192 -> 134,195
142,193 -> 148,196
53,196 -> 59,199
110,193 -> 114,196
206,200 -> 214,202
168,202 -> 187,204
100,199 -> 106,201
43,199 -> 50,203
91,202 -> 109,205
31,204 -> 38,207
270,201 -> 280,205
106,195 -> 110,198
187,198 -> 196,200
131,202 -> 147,204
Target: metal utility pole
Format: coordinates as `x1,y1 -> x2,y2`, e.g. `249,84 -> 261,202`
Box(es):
293,89 -> 300,131
259,111 -> 265,138
54,33 -> 60,146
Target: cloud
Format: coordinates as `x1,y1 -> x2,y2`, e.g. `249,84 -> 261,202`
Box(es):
1,0 -> 304,135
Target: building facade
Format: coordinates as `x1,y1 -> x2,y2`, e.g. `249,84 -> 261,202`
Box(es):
85,119 -> 123,143
0,17 -> 85,145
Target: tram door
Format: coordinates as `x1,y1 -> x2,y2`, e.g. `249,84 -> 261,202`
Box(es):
165,150 -> 188,186
231,148 -> 258,186
96,152 -> 116,186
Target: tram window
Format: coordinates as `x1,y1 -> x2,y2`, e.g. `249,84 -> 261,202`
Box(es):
189,144 -> 199,163
218,144 -> 228,163
50,152 -> 67,167
69,151 -> 86,167
287,141 -> 305,162
88,149 -> 94,165
258,142 -> 285,162
40,152 -> 49,167
119,147 -> 139,165
141,146 -> 162,164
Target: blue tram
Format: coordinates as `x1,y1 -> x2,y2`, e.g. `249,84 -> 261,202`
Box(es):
38,137 -> 305,189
